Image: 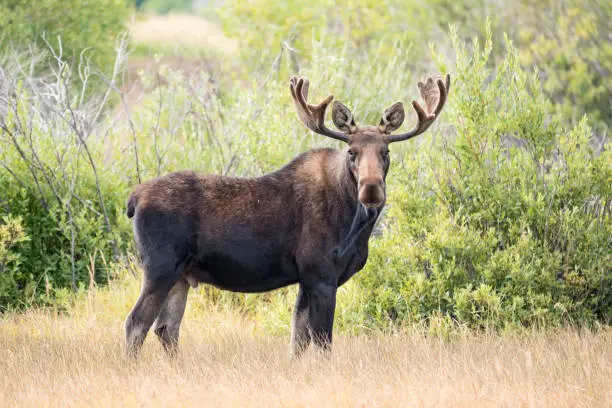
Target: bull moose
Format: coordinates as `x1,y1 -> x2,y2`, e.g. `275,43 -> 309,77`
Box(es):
125,74 -> 450,358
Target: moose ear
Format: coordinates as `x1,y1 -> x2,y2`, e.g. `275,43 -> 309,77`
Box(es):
332,101 -> 357,133
378,102 -> 405,134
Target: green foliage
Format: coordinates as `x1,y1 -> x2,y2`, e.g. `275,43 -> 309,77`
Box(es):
0,216 -> 30,307
0,0 -> 130,80
131,0 -> 194,14
219,0 -> 611,131
218,0 -> 437,75
514,0 -> 612,129
352,27 -> 611,330
0,58 -> 131,310
142,0 -> 193,14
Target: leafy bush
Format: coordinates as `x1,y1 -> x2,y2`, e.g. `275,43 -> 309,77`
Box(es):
0,216 -> 29,308
0,0 -> 130,80
218,0 -> 441,75
140,0 -> 193,14
0,45 -> 133,310
350,27 -> 611,330
514,0 -> 612,130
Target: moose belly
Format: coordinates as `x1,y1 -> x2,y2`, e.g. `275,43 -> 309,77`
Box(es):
183,247 -> 298,293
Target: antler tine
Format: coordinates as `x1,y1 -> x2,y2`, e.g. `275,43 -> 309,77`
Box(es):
387,73 -> 450,144
301,78 -> 309,101
289,76 -> 349,143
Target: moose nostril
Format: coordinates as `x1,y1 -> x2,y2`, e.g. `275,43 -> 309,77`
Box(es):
359,183 -> 385,207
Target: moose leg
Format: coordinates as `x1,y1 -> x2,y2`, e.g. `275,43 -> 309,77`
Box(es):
125,274 -> 178,358
153,278 -> 189,355
306,282 -> 337,352
290,284 -> 311,358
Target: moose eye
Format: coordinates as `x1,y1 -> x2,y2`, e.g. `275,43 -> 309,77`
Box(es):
348,150 -> 357,160
381,149 -> 390,157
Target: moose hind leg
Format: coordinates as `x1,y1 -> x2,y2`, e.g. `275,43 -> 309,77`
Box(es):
153,278 -> 189,355
290,284 -> 311,359
125,248 -> 181,358
125,274 -> 178,358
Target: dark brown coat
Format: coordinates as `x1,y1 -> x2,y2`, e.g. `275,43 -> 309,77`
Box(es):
124,74 -> 450,358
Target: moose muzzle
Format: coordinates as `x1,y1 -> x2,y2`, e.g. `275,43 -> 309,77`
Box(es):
358,178 -> 385,208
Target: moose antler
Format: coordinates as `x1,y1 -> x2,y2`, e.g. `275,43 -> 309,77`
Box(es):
386,74 -> 451,143
289,77 -> 350,143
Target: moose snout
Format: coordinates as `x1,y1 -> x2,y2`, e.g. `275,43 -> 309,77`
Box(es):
358,179 -> 385,208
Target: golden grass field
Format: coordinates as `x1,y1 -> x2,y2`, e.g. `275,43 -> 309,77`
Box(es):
1,276 -> 610,408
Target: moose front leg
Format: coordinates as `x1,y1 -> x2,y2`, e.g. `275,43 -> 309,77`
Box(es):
305,282 -> 337,352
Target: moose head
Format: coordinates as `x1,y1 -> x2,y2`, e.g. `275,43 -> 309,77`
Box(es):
290,74 -> 451,209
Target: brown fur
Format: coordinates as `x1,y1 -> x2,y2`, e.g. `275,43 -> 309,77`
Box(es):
124,74 -> 449,359
124,148 -> 372,358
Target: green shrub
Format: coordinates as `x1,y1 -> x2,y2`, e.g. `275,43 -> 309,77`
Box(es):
0,51 -> 131,310
219,0 -> 611,133
513,0 -> 612,130
0,0 -> 130,81
142,0 -> 192,14
218,0 -> 441,76
0,216 -> 30,308
353,26 -> 611,330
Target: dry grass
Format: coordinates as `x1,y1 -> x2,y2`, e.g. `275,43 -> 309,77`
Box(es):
1,300 -> 610,408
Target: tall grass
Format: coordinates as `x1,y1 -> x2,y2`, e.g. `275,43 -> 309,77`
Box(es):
1,287 -> 610,407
